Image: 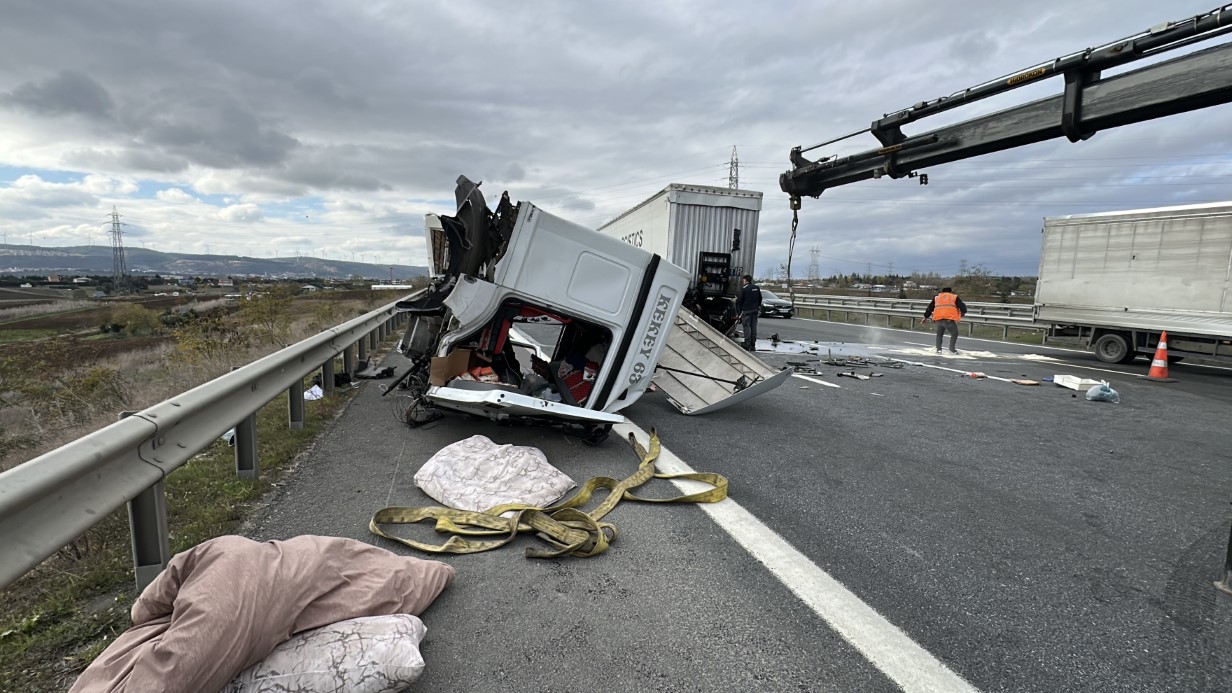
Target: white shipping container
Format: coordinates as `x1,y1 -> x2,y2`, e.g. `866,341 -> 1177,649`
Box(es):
598,184 -> 762,289
1037,201 -> 1232,337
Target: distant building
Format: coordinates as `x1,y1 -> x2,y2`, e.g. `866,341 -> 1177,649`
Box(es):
47,274 -> 61,283
218,278 -> 234,287
71,277 -> 91,284
300,285 -> 320,292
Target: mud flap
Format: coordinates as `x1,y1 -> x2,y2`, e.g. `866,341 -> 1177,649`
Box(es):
653,310 -> 789,415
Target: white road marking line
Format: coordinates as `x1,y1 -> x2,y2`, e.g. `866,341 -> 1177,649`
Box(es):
793,317 -> 1088,353
902,361 -> 1019,383
791,373 -> 842,389
615,422 -> 980,693
1046,363 -> 1137,378
796,316 -> 1232,371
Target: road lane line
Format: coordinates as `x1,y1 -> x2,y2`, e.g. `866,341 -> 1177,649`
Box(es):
794,316 -> 1232,371
791,373 -> 842,389
615,422 -> 979,693
793,317 -> 1091,353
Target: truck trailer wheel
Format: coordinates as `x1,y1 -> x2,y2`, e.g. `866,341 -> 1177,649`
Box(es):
1093,333 -> 1135,364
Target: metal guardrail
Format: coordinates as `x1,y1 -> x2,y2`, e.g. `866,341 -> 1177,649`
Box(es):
790,293 -> 1042,337
0,296 -> 412,591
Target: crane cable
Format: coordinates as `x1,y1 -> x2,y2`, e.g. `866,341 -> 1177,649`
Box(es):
786,201 -> 800,306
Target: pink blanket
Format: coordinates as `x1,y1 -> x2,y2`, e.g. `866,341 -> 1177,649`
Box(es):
70,535 -> 455,693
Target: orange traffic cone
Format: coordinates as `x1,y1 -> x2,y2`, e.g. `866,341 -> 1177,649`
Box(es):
1141,331 -> 1177,382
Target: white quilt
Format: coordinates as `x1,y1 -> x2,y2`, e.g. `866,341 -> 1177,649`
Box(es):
414,435 -> 575,512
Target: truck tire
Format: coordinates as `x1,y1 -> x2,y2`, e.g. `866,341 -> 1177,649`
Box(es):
1093,333 -> 1135,364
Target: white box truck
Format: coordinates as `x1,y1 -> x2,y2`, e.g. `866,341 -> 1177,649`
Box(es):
597,184 -> 765,331
1037,201 -> 1232,364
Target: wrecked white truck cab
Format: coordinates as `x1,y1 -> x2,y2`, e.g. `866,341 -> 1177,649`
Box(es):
396,176 -> 787,443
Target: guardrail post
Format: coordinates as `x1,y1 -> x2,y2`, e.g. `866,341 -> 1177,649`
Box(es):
369,329 -> 378,351
120,411 -> 169,592
322,355 -> 336,397
1002,325 -> 1009,340
230,365 -> 259,479
343,343 -> 356,376
358,334 -> 369,365
235,412 -> 258,479
1217,512 -> 1232,597
288,379 -> 305,431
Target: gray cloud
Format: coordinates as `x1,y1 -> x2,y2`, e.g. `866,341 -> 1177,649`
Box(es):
0,0 -> 1228,273
0,70 -> 114,118
124,96 -> 300,168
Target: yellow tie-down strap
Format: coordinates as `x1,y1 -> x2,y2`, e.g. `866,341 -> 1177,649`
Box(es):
369,429 -> 727,559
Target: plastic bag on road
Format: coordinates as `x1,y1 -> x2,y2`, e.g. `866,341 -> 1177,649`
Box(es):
1085,383 -> 1120,403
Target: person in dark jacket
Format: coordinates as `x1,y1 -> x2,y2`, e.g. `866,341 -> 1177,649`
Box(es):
735,274 -> 762,350
923,287 -> 968,354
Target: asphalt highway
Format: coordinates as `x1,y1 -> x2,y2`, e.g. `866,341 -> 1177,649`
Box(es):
246,316 -> 1232,692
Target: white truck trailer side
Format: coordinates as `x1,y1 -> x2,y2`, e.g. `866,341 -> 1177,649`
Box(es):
597,184 -> 762,331
1037,201 -> 1232,364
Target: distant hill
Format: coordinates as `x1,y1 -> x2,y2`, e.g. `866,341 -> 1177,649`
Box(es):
0,245 -> 427,280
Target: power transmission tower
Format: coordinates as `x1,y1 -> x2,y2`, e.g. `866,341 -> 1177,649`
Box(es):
959,258 -> 968,276
808,245 -> 820,281
108,206 -> 128,292
728,145 -> 739,189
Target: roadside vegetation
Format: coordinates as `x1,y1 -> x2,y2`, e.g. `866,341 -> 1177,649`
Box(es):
0,282 -> 417,692
0,300 -> 99,324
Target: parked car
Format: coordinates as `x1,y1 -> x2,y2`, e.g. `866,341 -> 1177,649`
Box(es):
760,289 -> 793,318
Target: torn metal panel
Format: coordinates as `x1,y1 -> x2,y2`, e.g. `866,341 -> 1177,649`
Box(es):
653,309 -> 789,415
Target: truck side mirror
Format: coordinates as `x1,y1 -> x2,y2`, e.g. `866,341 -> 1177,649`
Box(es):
731,229 -> 741,252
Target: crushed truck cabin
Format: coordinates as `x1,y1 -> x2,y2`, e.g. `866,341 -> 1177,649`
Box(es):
394,176 -> 788,443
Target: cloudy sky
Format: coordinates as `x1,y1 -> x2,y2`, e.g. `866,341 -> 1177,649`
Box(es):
2,0 -> 1230,278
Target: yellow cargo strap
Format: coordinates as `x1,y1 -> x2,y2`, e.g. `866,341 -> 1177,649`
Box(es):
368,429 -> 727,558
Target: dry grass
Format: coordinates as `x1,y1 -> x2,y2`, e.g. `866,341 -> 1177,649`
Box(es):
0,300 -> 98,323
0,293 -> 395,691
0,297 -> 388,473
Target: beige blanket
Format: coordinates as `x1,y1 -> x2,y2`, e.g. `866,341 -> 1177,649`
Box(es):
70,535 -> 455,693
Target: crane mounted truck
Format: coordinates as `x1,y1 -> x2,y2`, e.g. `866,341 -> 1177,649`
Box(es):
779,4 -> 1232,365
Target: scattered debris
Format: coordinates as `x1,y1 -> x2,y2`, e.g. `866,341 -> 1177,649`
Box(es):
838,371 -> 871,381
1011,379 -> 1041,386
304,384 -> 324,401
1085,383 -> 1121,403
965,372 -> 987,379
1054,374 -> 1106,391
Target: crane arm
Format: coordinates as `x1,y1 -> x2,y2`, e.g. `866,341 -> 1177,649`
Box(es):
780,5 -> 1232,203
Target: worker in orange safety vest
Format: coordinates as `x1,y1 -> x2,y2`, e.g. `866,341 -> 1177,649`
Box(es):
923,287 -> 968,354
